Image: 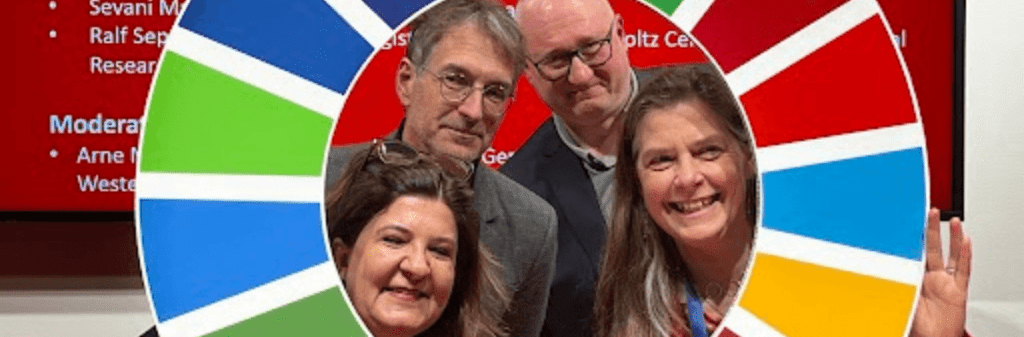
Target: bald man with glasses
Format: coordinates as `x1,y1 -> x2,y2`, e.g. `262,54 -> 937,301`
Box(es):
499,0 -> 674,336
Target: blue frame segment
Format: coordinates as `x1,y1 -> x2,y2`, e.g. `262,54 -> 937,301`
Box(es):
362,0 -> 436,28
761,148 -> 927,260
178,0 -> 373,94
140,199 -> 328,321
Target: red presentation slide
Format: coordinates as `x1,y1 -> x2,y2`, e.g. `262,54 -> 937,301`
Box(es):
878,0 -> 956,211
3,0 -> 184,212
0,0 -> 956,214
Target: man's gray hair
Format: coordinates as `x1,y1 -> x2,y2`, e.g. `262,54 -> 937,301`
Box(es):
407,0 -> 527,78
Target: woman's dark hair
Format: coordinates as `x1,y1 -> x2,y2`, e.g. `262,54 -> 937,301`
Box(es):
595,63 -> 757,337
326,143 -> 508,337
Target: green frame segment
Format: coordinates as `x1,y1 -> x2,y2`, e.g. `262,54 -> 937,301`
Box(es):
141,52 -> 333,176
204,287 -> 364,337
644,0 -> 684,14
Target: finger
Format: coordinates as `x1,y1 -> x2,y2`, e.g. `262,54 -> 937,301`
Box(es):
947,216 -> 964,273
925,208 -> 944,271
957,234 -> 973,289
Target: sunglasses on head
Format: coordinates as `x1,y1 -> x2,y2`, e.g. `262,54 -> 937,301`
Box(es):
368,139 -> 475,182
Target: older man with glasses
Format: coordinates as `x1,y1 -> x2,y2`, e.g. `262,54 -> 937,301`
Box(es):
321,1 -> 557,337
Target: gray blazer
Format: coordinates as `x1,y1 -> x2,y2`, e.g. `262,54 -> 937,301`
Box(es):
325,142 -> 557,337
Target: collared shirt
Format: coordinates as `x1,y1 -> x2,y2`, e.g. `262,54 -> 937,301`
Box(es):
551,69 -> 639,225
393,120 -> 480,187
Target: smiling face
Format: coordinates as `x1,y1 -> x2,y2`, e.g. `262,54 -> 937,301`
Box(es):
397,21 -> 515,162
635,99 -> 753,250
334,195 -> 458,337
518,0 -> 633,127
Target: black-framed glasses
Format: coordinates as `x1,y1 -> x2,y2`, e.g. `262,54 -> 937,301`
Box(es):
420,67 -> 514,115
369,139 -> 474,182
531,18 -> 617,81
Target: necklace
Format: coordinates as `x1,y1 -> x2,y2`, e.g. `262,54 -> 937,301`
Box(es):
701,279 -> 742,301
696,243 -> 751,313
700,279 -> 742,316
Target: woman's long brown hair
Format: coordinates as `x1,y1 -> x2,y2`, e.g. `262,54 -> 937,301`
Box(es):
595,64 -> 755,337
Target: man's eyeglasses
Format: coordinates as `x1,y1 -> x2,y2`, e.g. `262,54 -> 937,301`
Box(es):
531,18 -> 617,81
421,67 -> 514,115
369,139 -> 474,182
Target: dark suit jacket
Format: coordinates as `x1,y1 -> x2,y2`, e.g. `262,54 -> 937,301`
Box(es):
500,67 -> 665,337
500,119 -> 604,337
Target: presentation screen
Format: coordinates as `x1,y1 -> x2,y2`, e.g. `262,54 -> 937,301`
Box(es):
1,0 -> 962,219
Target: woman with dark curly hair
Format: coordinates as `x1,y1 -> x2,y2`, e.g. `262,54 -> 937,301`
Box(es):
326,140 -> 508,337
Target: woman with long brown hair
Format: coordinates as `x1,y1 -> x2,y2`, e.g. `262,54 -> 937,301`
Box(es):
595,63 -> 755,337
595,64 -> 971,337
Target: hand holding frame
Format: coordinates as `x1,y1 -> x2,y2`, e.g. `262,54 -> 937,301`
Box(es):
909,208 -> 972,337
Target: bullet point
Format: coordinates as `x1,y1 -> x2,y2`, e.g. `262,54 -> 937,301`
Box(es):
50,149 -> 58,158
49,1 -> 56,10
49,30 -> 57,38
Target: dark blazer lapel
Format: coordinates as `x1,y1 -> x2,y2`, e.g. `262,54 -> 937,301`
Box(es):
543,140 -> 607,270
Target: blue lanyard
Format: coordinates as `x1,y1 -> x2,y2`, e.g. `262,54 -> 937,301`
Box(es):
684,278 -> 709,337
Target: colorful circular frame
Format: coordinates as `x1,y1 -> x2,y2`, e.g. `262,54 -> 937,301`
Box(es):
135,0 -> 929,336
